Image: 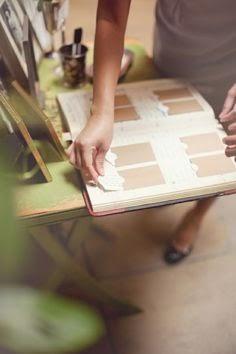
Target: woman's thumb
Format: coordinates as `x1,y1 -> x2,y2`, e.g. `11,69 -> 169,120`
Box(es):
95,148 -> 106,175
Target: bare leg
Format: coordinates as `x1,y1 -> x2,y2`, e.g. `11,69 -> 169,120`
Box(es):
165,198 -> 216,264
172,198 -> 216,252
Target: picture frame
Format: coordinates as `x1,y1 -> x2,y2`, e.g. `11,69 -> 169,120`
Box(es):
0,0 -> 28,89
17,0 -> 52,53
0,90 -> 52,182
0,0 -> 43,97
10,80 -> 67,161
0,73 -> 25,168
41,0 -> 69,50
0,103 -> 25,167
6,0 -> 43,64
22,15 -> 39,99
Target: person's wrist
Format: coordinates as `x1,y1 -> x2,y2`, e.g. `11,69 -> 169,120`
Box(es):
90,105 -> 114,123
90,102 -> 114,117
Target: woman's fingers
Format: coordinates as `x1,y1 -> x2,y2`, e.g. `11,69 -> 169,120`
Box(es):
66,143 -> 77,165
74,146 -> 82,169
219,85 -> 236,119
228,122 -> 236,133
223,135 -> 236,146
220,105 -> 236,123
225,146 -> 236,157
95,147 -> 106,176
223,135 -> 236,157
66,142 -> 82,169
67,141 -> 100,183
66,142 -> 74,157
81,147 -> 98,183
69,149 -> 76,166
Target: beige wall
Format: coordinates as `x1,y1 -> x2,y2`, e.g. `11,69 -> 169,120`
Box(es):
66,0 -> 156,55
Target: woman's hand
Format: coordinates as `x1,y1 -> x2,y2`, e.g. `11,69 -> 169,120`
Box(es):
67,0 -> 131,181
66,114 -> 113,183
67,0 -> 131,182
220,84 -> 236,157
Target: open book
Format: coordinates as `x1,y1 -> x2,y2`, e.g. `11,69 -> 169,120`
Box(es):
57,79 -> 236,215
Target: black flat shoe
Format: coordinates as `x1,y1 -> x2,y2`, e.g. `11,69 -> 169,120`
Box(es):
164,245 -> 193,265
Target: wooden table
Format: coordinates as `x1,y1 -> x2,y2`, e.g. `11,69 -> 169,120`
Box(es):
17,41 -> 158,314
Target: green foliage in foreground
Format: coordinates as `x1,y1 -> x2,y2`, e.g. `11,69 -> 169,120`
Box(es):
0,154 -> 105,353
0,287 -> 105,353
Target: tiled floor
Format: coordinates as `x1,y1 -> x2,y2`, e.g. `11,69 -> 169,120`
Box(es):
43,1 -> 236,353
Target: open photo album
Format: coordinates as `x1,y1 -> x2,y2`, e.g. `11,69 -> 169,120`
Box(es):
57,79 -> 236,215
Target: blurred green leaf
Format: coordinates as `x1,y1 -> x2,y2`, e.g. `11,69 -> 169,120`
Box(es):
0,287 -> 105,353
0,132 -> 105,354
0,154 -> 105,353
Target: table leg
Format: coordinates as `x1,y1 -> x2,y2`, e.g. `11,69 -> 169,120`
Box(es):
30,225 -> 141,315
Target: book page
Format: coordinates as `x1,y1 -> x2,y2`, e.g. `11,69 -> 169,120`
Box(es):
86,129 -> 236,212
57,79 -> 236,212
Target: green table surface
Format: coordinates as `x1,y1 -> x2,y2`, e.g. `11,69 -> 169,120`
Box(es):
16,41 -> 158,226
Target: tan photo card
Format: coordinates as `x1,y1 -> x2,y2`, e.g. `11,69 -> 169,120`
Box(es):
191,153 -> 236,177
114,106 -> 140,122
115,94 -> 132,107
112,142 -> 156,167
165,99 -> 203,115
153,87 -> 192,101
181,133 -> 224,155
120,164 -> 165,190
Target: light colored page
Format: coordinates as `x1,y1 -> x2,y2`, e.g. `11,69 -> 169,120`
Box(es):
57,91 -> 90,140
57,79 -> 236,212
57,79 -> 214,139
86,127 -> 236,212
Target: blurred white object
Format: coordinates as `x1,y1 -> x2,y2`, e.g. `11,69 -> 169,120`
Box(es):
97,161 -> 125,192
57,0 -> 69,31
42,0 -> 69,51
86,48 -> 134,81
42,0 -> 69,33
105,150 -> 117,166
18,0 -> 52,52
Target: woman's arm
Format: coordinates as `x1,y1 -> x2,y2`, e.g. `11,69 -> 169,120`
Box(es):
93,0 -> 131,116
67,0 -> 131,182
